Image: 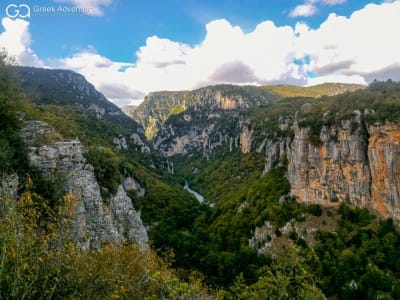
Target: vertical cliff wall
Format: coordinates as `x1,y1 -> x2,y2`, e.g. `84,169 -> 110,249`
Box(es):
367,123 -> 400,220
258,116 -> 400,223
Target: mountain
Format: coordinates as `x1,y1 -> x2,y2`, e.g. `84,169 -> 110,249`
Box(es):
14,66 -> 146,141
131,84 -> 281,141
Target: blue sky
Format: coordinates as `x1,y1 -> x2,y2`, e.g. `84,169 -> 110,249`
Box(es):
0,0 -> 399,106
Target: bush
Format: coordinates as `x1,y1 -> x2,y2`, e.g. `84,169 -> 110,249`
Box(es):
0,180 -> 211,299
307,204 -> 323,216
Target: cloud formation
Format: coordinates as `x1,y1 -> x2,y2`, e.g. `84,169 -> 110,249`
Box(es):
1,1 -> 399,107
290,3 -> 318,17
0,18 -> 42,66
290,0 -> 347,17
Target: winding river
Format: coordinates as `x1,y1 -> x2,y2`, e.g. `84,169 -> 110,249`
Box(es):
184,180 -> 205,203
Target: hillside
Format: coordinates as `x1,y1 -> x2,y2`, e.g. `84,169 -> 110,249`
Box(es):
121,104 -> 138,119
261,82 -> 366,98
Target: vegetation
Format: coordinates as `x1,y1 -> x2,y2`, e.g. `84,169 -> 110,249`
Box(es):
0,182 -> 210,299
0,53 -> 28,176
262,82 -> 365,98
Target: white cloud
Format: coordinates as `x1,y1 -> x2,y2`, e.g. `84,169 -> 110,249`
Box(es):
290,0 -> 346,18
0,18 -> 42,66
290,4 -> 318,17
296,2 -> 400,84
136,36 -> 191,68
53,0 -> 112,16
321,0 -> 346,5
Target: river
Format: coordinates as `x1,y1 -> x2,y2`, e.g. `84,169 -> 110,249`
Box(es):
184,180 -> 205,203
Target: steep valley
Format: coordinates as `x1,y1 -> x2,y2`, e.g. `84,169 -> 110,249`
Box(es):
2,63 -> 400,299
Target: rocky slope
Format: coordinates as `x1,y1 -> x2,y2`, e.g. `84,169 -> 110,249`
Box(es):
121,104 -> 138,118
14,66 -> 149,148
131,85 -> 280,157
20,120 -> 148,249
131,85 -> 280,142
261,82 -> 365,98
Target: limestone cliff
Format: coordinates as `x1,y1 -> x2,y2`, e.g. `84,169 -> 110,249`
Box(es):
20,120 -> 148,249
255,114 -> 400,223
367,123 -> 400,220
145,86 -> 280,157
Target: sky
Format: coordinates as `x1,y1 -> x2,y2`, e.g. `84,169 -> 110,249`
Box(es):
0,0 -> 399,106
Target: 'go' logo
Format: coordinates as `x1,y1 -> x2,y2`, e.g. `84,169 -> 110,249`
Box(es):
5,4 -> 31,19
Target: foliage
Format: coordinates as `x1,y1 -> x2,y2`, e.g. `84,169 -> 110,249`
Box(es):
223,247 -> 326,300
0,182 -> 211,299
311,204 -> 400,299
0,51 -> 28,176
262,83 -> 365,98
151,156 -> 294,287
85,146 -> 123,196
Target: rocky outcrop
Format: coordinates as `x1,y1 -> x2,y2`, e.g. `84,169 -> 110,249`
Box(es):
240,125 -> 253,154
367,123 -> 400,220
21,120 -> 148,249
286,120 -> 370,208
113,136 -> 128,150
130,133 -> 150,154
108,185 -> 148,249
257,114 -> 400,223
0,173 -> 19,199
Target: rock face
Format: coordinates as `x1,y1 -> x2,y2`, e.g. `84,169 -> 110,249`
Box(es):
286,120 -> 370,208
367,123 -> 400,219
256,115 -> 400,223
21,120 -> 148,249
0,173 -> 19,199
141,86 -> 280,157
